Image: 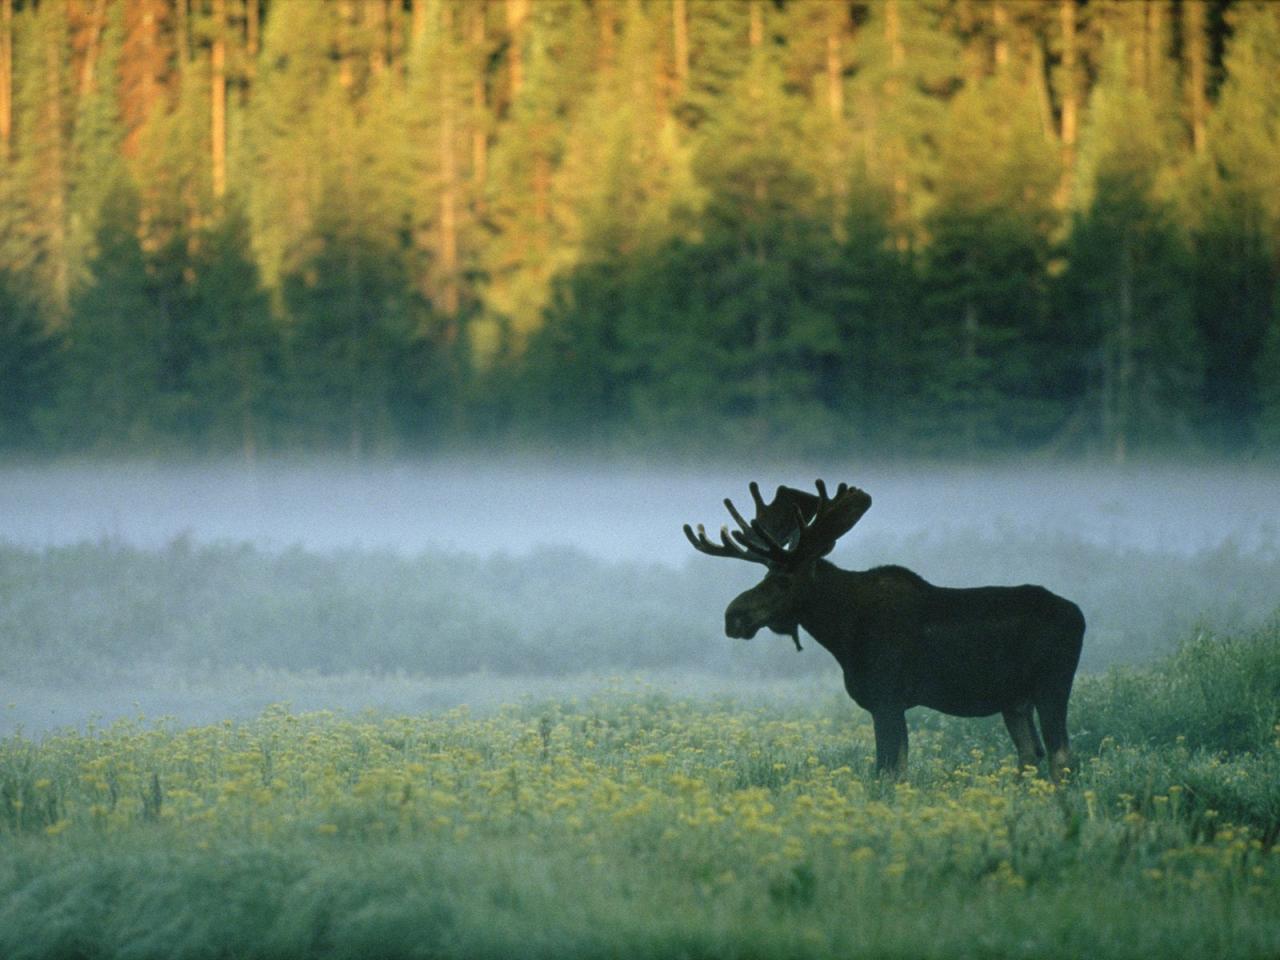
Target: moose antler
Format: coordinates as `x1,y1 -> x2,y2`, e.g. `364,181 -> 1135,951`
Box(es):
775,480 -> 872,565
683,491 -> 786,565
684,481 -> 871,568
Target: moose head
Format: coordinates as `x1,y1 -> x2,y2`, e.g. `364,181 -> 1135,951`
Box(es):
683,481 -> 872,649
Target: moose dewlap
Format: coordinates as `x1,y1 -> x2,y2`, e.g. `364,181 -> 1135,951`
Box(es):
684,481 -> 1085,780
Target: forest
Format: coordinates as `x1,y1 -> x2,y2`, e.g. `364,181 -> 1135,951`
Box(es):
1,0 -> 1279,460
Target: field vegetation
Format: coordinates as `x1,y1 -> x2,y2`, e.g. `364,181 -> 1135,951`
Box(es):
2,623 -> 1279,959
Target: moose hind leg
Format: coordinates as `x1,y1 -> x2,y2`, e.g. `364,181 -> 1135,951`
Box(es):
1034,685 -> 1073,782
872,710 -> 909,780
1002,703 -> 1045,772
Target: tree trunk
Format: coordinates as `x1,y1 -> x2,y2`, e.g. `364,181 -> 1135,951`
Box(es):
471,1 -> 487,208
964,299 -> 979,456
506,0 -> 528,103
1183,0 -> 1206,153
79,0 -> 107,97
411,0 -> 427,48
245,0 -> 259,85
123,0 -> 163,158
826,7 -> 846,239
44,22 -> 69,320
338,0 -> 355,91
246,0 -> 259,57
439,0 -> 459,323
369,0 -> 388,77
1114,230 -> 1134,464
1144,0 -> 1165,94
752,163 -> 770,425
175,0 -> 190,72
1,0 -> 11,163
884,0 -> 909,250
1055,0 -> 1078,209
597,0 -> 616,71
1030,38 -> 1055,141
238,354 -> 257,465
211,0 -> 228,202
826,15 -> 843,123
992,1 -> 1008,72
672,0 -> 688,98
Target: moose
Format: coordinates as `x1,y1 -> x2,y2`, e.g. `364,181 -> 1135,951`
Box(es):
685,481 -> 1085,780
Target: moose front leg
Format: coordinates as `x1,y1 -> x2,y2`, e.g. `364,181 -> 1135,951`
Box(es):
871,710 -> 908,779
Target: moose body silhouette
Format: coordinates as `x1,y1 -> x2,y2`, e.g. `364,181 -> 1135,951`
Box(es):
685,481 -> 1085,780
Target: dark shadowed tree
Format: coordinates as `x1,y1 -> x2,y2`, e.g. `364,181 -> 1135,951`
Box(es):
0,269 -> 58,449
1188,5 -> 1280,453
283,196 -> 417,459
1060,41 -> 1197,461
186,202 -> 278,460
921,68 -> 1062,454
55,177 -> 161,451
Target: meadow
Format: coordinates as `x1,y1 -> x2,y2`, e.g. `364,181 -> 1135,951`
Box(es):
2,623 -> 1279,960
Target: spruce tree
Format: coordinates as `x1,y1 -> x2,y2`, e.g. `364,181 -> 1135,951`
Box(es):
0,268 -> 58,449
1062,39 -> 1197,461
922,68 -> 1061,453
6,0 -> 71,322
56,177 -> 161,451
1190,5 -> 1280,451
186,202 -> 277,459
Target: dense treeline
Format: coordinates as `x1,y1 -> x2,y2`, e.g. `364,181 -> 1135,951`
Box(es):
1,0 -> 1278,460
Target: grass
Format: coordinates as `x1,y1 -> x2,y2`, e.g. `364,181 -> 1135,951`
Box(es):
2,624 -> 1279,959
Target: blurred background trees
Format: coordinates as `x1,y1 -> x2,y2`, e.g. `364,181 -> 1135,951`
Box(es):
0,0 -> 1277,461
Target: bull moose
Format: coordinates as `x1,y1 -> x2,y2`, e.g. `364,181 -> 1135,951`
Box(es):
684,481 -> 1085,780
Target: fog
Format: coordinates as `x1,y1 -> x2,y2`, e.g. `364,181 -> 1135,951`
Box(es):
3,458 -> 1278,736
3,458 -> 1277,562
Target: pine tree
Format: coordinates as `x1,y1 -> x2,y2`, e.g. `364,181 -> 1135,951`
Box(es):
0,268 -> 58,449
406,0 -> 476,348
922,64 -> 1062,453
186,202 -> 277,459
479,1 -> 594,361
624,22 -> 838,450
56,177 -> 162,451
849,0 -> 961,249
828,169 -> 920,452
1190,5 -> 1280,452
519,0 -> 703,447
1062,38 -> 1197,461
66,0 -> 126,300
245,0 -> 336,296
6,0 -> 72,322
